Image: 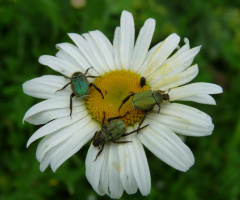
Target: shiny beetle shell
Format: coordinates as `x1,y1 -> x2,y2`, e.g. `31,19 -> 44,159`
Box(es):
71,72 -> 90,97
102,119 -> 126,141
131,90 -> 164,110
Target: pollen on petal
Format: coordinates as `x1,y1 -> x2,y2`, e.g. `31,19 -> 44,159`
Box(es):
87,70 -> 150,126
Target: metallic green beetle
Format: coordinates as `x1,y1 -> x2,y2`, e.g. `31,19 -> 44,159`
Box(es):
119,90 -> 170,131
92,111 -> 149,161
56,67 -> 104,116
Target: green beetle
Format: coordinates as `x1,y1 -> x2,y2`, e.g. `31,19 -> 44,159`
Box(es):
92,111 -> 149,161
119,89 -> 170,131
56,67 -> 104,116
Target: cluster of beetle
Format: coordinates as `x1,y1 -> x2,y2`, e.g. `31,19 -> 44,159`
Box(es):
56,67 -> 170,161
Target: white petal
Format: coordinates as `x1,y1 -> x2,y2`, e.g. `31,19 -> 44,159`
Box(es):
131,18 -> 155,71
39,55 -> 79,77
148,46 -> 201,83
157,37 -> 191,72
56,49 -> 80,68
160,103 -> 213,126
40,143 -> 60,172
89,30 -> 115,70
56,43 -> 91,72
83,33 -> 109,74
180,94 -> 216,105
68,33 -> 101,75
170,38 -> 190,58
86,143 -> 107,196
126,129 -> 151,195
56,50 -> 99,78
23,96 -> 84,125
139,121 -> 194,172
140,33 -> 180,77
29,75 -> 69,88
169,82 -> 223,101
39,120 -> 97,172
113,27 -> 121,70
27,108 -> 87,147
23,75 -> 71,99
120,10 -> 135,70
118,138 -> 138,194
26,105 -> 83,125
106,143 -> 124,198
96,143 -> 124,198
148,112 -> 214,136
36,114 -> 91,162
137,42 -> 162,73
50,121 -> 98,172
99,144 -> 110,195
152,64 -> 199,90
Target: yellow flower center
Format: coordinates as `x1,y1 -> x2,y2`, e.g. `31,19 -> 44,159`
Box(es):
87,70 -> 150,126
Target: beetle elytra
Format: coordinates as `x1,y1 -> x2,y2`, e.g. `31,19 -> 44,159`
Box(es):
92,111 -> 149,161
56,67 -> 104,116
119,89 -> 170,132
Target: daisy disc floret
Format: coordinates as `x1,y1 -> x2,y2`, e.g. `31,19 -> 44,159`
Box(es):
23,10 -> 223,198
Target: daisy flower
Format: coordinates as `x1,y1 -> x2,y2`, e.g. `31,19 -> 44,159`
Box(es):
23,10 -> 223,198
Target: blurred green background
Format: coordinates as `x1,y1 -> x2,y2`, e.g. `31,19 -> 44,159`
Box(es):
0,0 -> 239,199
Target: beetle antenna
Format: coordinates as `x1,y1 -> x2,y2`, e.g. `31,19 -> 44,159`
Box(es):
167,88 -> 171,95
84,66 -> 93,76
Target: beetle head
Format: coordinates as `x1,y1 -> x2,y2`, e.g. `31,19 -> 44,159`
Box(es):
92,130 -> 107,147
72,71 -> 84,79
163,94 -> 170,101
155,90 -> 170,102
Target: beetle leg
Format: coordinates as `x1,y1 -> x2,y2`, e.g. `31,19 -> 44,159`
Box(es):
118,93 -> 135,111
152,94 -> 161,113
122,124 -> 149,137
89,83 -> 104,99
55,82 -> 71,93
137,109 -> 152,133
84,66 -> 93,75
108,111 -> 130,122
101,111 -> 106,126
157,103 -> 161,113
94,144 -> 105,162
86,76 -> 101,78
112,141 -> 132,144
69,93 -> 75,117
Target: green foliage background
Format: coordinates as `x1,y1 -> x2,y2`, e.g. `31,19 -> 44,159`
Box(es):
0,0 -> 239,199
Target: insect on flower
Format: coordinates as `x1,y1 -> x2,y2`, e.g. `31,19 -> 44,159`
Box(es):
92,111 -> 149,161
119,90 -> 170,130
23,10 -> 223,198
56,67 -> 104,116
140,77 -> 146,87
